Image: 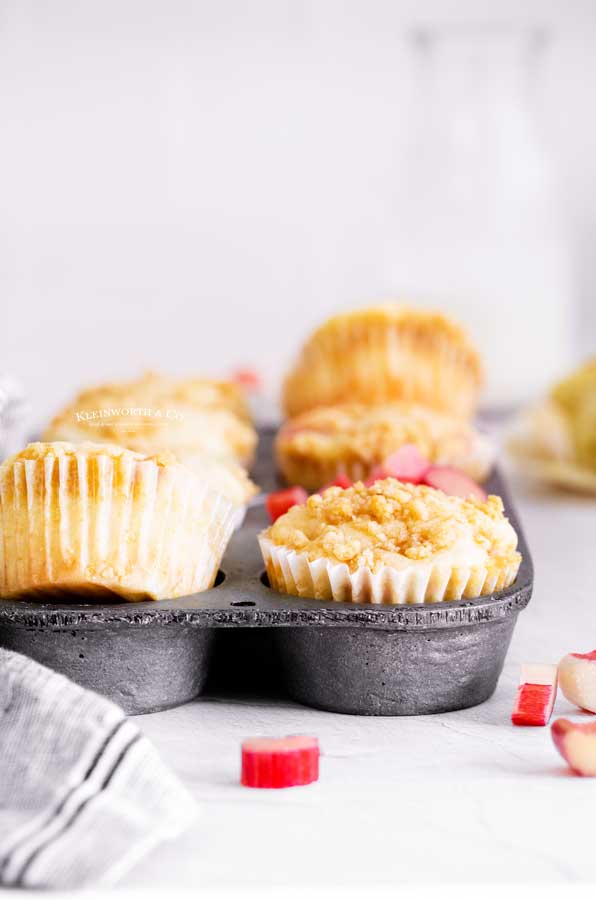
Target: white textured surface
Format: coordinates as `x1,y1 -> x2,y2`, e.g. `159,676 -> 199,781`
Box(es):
123,473 -> 596,887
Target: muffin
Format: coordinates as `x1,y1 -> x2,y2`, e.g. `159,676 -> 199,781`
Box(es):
259,479 -> 520,604
508,357 -> 596,492
0,442 -> 237,601
550,357 -> 596,472
282,306 -> 483,419
276,402 -> 494,490
43,372 -> 257,466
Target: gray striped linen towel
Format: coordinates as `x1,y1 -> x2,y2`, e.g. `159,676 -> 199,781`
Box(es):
0,649 -> 198,889
0,375 -> 29,461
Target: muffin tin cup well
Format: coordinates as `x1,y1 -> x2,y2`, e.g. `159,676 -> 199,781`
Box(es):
0,429 -> 533,716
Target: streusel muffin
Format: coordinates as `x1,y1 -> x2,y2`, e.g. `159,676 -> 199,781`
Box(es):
508,357 -> 596,493
276,402 -> 494,490
282,306 -> 483,419
0,442 -> 237,601
259,479 -> 520,604
43,372 -> 257,466
550,357 -> 596,472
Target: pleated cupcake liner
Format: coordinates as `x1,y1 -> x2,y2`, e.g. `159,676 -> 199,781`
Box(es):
0,448 -> 237,601
173,450 -> 258,525
283,316 -> 482,419
259,537 -> 520,605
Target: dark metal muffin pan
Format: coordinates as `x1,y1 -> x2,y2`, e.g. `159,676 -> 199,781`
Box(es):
0,429 -> 533,716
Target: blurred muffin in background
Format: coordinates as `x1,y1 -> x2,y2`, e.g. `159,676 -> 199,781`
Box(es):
276,402 -> 494,491
551,358 -> 596,471
282,306 -> 483,420
508,357 -> 596,493
43,372 -> 258,467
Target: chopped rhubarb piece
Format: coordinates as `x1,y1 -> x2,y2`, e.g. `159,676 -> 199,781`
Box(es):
364,445 -> 430,486
364,465 -> 387,486
423,465 -> 487,501
266,486 -> 308,523
558,651 -> 596,713
512,664 -> 558,726
231,367 -> 262,390
380,444 -> 430,484
241,735 -> 319,788
551,718 -> 596,776
320,473 -> 352,492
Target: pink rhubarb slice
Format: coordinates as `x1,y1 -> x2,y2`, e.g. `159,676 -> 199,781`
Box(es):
551,718 -> 596,776
423,465 -> 487,501
231,367 -> 262,390
558,650 -> 596,714
319,473 -> 352,492
365,444 -> 430,486
266,486 -> 308,523
512,664 -> 558,726
241,735 -> 320,788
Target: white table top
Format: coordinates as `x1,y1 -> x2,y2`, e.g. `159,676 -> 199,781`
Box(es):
115,470 -> 596,889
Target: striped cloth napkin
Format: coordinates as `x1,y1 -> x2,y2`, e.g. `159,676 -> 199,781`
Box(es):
0,649 -> 198,889
0,375 -> 29,461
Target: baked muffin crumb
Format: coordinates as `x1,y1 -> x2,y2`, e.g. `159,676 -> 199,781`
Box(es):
275,401 -> 494,489
264,478 -> 520,574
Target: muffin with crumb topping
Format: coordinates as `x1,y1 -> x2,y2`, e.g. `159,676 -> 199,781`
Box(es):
282,305 -> 483,419
508,356 -> 596,493
43,371 -> 257,466
259,478 -> 520,605
276,402 -> 494,490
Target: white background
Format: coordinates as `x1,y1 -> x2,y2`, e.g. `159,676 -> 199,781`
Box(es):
1,0 -> 596,427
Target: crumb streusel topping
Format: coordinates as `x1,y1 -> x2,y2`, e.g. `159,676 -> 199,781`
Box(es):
277,402 -> 485,465
42,371 -> 257,466
263,478 -> 520,574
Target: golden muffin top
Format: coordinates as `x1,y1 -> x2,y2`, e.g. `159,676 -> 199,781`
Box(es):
550,357 -> 596,471
43,371 -> 256,465
276,402 -> 492,476
64,372 -> 251,420
262,478 -> 520,574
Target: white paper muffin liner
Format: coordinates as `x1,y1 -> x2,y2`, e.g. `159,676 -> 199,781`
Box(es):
0,446 -> 237,601
259,537 -> 520,605
173,451 -> 256,530
283,312 -> 482,419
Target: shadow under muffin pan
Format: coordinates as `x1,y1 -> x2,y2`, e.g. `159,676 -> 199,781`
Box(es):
0,430 -> 533,716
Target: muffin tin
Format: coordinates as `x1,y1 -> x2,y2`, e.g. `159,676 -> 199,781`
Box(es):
0,429 -> 533,716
